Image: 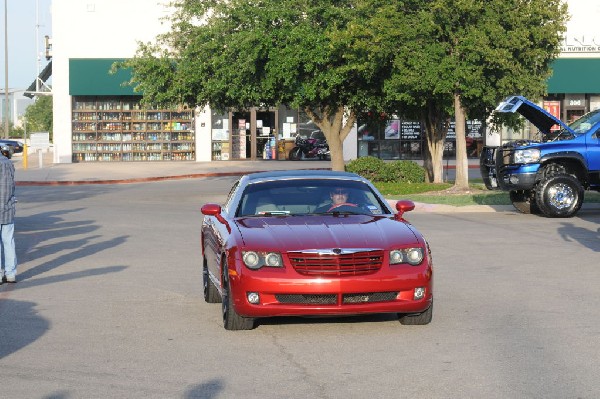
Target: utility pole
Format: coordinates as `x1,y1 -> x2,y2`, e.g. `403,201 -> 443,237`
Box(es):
4,0 -> 8,139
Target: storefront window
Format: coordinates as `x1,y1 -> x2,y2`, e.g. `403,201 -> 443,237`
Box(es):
211,111 -> 229,160
357,114 -> 424,160
278,106 -> 299,140
357,115 -> 486,161
298,109 -> 320,139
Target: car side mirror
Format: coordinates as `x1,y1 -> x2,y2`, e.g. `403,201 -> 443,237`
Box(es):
394,200 -> 415,221
201,203 -> 222,216
201,203 -> 231,232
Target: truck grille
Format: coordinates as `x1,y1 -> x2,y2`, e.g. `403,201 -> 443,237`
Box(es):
288,250 -> 384,276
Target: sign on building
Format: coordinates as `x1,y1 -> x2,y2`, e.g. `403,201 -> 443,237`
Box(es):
29,132 -> 51,149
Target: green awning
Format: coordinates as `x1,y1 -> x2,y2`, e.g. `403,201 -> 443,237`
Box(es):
69,58 -> 137,96
547,58 -> 600,94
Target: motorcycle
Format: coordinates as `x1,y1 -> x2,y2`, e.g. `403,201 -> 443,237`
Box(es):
288,133 -> 330,160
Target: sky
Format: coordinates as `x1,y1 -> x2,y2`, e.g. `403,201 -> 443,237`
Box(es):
0,0 -> 52,91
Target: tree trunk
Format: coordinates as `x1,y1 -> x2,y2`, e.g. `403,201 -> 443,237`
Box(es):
304,106 -> 356,172
421,101 -> 449,183
453,94 -> 469,189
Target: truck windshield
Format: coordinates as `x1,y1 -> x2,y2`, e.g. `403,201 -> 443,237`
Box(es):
568,109 -> 600,134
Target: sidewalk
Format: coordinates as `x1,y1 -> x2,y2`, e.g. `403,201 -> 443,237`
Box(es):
12,149 -> 480,185
10,150 -> 515,213
12,150 -> 333,185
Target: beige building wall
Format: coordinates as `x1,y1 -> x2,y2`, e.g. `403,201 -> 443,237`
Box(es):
51,0 -> 172,163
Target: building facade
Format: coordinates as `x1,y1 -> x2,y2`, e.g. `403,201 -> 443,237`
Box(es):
48,0 -> 596,164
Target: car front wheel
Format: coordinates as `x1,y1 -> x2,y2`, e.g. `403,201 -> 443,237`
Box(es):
222,273 -> 255,331
203,258 -> 221,304
535,173 -> 584,218
398,302 -> 433,325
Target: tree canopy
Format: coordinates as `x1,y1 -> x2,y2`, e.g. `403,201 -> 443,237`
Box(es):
361,0 -> 568,183
122,0 -> 568,174
24,95 -> 53,140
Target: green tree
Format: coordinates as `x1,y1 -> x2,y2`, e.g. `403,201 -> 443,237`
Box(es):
121,0 -> 392,171
24,95 -> 53,140
122,0 -> 567,177
377,0 -> 568,184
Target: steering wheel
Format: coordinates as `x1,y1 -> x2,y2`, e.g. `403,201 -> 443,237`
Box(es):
327,203 -> 359,213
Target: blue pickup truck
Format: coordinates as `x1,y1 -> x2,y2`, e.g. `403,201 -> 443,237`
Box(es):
480,95 -> 600,218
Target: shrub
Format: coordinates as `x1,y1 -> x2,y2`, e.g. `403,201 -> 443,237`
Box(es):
384,160 -> 426,183
346,157 -> 425,183
345,156 -> 386,181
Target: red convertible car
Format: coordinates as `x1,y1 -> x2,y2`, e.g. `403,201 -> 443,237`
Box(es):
201,170 -> 433,330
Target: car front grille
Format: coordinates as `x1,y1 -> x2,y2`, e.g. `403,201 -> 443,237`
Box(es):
287,250 -> 384,276
342,292 -> 399,303
275,294 -> 337,304
274,291 -> 399,305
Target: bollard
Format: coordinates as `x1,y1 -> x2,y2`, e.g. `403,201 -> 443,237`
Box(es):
38,149 -> 43,169
23,144 -> 28,169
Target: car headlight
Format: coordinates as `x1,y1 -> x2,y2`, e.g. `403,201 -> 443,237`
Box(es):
389,248 -> 424,266
242,251 -> 283,269
513,148 -> 540,164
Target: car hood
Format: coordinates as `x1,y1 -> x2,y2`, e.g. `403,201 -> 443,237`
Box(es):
234,215 -> 420,250
495,96 -> 573,136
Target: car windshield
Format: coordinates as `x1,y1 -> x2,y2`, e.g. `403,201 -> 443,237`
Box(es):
567,108 -> 600,134
236,179 -> 389,217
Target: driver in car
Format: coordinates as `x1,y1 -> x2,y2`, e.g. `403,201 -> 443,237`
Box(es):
316,187 -> 359,213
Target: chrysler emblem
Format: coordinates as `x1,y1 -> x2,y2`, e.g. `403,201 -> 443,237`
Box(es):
333,248 -> 342,254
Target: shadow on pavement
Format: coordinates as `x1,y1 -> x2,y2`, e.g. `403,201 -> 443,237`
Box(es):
0,299 -> 49,360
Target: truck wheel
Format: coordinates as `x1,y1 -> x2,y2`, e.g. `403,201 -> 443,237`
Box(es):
509,190 -> 541,214
535,174 -> 584,218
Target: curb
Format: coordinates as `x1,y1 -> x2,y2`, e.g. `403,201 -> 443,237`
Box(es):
15,171 -> 253,186
15,167 -> 332,186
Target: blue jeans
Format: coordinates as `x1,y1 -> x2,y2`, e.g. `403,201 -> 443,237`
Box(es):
1,223 -> 17,277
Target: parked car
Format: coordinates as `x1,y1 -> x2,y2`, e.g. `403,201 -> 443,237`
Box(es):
0,139 -> 24,154
200,170 -> 433,330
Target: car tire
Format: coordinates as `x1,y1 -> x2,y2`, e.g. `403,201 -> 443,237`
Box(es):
203,258 -> 221,304
509,190 -> 541,214
222,272 -> 254,331
535,173 -> 584,218
398,303 -> 433,325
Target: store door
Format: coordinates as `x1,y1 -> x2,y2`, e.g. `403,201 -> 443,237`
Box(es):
254,110 -> 277,160
231,112 -> 251,159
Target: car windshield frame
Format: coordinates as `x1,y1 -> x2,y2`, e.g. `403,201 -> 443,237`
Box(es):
235,178 -> 390,217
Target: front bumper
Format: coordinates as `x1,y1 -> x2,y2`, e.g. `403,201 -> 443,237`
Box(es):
480,146 -> 540,191
496,168 -> 538,190
229,263 -> 433,318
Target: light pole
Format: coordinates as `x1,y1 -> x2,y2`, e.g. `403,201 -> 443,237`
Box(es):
4,0 -> 8,139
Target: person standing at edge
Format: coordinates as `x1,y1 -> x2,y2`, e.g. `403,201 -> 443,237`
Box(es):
0,152 -> 17,284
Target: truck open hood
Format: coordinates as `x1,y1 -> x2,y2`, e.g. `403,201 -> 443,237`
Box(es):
495,96 -> 573,136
